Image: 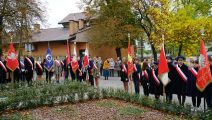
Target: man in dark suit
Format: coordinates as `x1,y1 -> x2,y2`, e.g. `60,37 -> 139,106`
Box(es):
132,58 -> 141,94
0,55 -> 7,85
24,52 -> 34,86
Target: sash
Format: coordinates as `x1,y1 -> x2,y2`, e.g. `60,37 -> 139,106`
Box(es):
152,69 -> 160,85
61,60 -> 64,66
26,57 -> 33,70
175,65 -> 187,82
189,67 -> 198,78
0,61 -> 7,72
36,62 -> 43,71
20,61 -> 25,68
134,64 -> 137,71
142,70 -> 149,80
122,64 -> 127,74
55,60 -> 61,67
93,63 -> 98,69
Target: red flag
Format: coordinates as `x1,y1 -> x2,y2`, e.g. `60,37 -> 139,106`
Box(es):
66,40 -> 71,66
6,43 -> 19,71
196,39 -> 212,91
127,43 -> 134,76
158,44 -> 169,86
71,45 -> 79,73
83,47 -> 89,68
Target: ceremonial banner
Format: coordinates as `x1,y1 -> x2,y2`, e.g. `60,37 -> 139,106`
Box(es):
127,43 -> 134,76
66,40 -> 71,66
196,39 -> 212,91
71,45 -> 78,73
6,43 -> 19,71
44,48 -> 54,71
158,44 -> 169,86
83,47 -> 89,68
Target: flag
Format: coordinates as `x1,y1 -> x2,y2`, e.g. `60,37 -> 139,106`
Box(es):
66,40 -> 71,66
196,39 -> 212,91
158,44 -> 169,86
44,48 -> 54,71
71,45 -> 78,73
6,43 -> 19,71
83,47 -> 89,68
127,42 -> 134,76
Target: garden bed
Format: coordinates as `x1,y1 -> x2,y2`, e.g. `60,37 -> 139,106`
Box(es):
1,99 -> 187,120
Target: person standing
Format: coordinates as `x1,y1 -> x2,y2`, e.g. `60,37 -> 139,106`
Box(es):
120,57 -> 128,92
109,58 -> 115,77
172,56 -> 189,106
0,55 -> 7,84
132,58 -> 141,94
93,57 -> 101,88
54,56 -> 62,83
205,58 -> 212,109
141,61 -> 150,96
165,56 -> 175,102
103,59 -> 110,80
116,57 -> 122,77
88,59 -> 95,86
76,57 -> 83,82
19,56 -> 25,82
35,57 -> 43,80
24,52 -> 34,86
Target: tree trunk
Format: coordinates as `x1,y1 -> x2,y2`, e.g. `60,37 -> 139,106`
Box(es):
0,15 -> 3,53
115,47 -> 122,59
178,43 -> 183,56
147,35 -> 157,61
140,38 -> 144,60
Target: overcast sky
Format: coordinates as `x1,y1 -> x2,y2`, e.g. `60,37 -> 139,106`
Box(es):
41,0 -> 82,28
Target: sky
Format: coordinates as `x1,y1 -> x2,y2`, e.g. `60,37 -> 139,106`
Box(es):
41,0 -> 82,28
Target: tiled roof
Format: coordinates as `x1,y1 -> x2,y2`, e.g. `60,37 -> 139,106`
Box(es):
31,27 -> 69,42
58,12 -> 87,24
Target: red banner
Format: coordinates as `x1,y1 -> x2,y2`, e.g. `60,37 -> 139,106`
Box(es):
196,39 -> 212,91
6,43 -> 19,71
127,43 -> 134,76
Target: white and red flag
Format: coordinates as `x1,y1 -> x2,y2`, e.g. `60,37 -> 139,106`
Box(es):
196,39 -> 212,91
71,45 -> 79,73
6,43 -> 19,71
158,44 -> 169,86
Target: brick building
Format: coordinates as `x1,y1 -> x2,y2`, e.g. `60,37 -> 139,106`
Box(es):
29,12 -> 128,60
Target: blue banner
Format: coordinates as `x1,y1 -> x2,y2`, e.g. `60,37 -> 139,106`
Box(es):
45,48 -> 54,71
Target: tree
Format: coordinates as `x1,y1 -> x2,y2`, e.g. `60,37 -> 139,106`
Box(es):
0,0 -> 45,56
81,0 -> 141,58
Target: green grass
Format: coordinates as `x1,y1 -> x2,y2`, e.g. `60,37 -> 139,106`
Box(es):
96,101 -> 118,108
118,106 -> 146,116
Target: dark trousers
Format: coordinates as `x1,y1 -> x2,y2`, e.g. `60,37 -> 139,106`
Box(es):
0,73 -> 6,84
177,95 -> 186,106
20,71 -> 25,81
89,75 -> 94,86
206,94 -> 212,109
70,70 -> 76,80
133,79 -> 140,94
26,70 -> 33,85
166,93 -> 173,102
46,71 -> 53,83
117,70 -> 121,77
192,96 -> 201,108
142,82 -> 149,96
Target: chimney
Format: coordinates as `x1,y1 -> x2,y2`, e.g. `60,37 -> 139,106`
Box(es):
69,20 -> 79,35
79,19 -> 84,30
34,24 -> 40,33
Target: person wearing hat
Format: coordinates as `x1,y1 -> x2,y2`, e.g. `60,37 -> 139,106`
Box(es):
172,56 -> 189,106
149,62 -> 163,99
165,56 -> 175,102
132,57 -> 141,94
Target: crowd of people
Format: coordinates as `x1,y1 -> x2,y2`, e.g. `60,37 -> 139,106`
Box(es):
120,55 -> 212,110
0,53 -> 212,110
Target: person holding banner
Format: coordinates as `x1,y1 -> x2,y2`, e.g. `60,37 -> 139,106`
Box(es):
120,57 -> 128,92
93,57 -> 101,88
165,56 -> 175,102
132,57 -> 141,94
24,52 -> 34,86
44,48 -> 54,83
149,62 -> 163,99
76,57 -> 83,82
172,56 -> 189,106
0,55 -> 7,84
141,61 -> 150,96
35,57 -> 43,80
87,59 -> 95,86
54,56 -> 62,83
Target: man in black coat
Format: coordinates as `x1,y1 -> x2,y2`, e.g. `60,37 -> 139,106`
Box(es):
0,55 -> 7,84
132,58 -> 141,94
205,58 -> 212,109
24,52 -> 34,86
172,56 -> 189,106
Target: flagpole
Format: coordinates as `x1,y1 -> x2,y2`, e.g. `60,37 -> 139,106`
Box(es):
128,33 -> 133,94
162,34 -> 166,102
10,34 -> 15,86
201,29 -> 206,112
